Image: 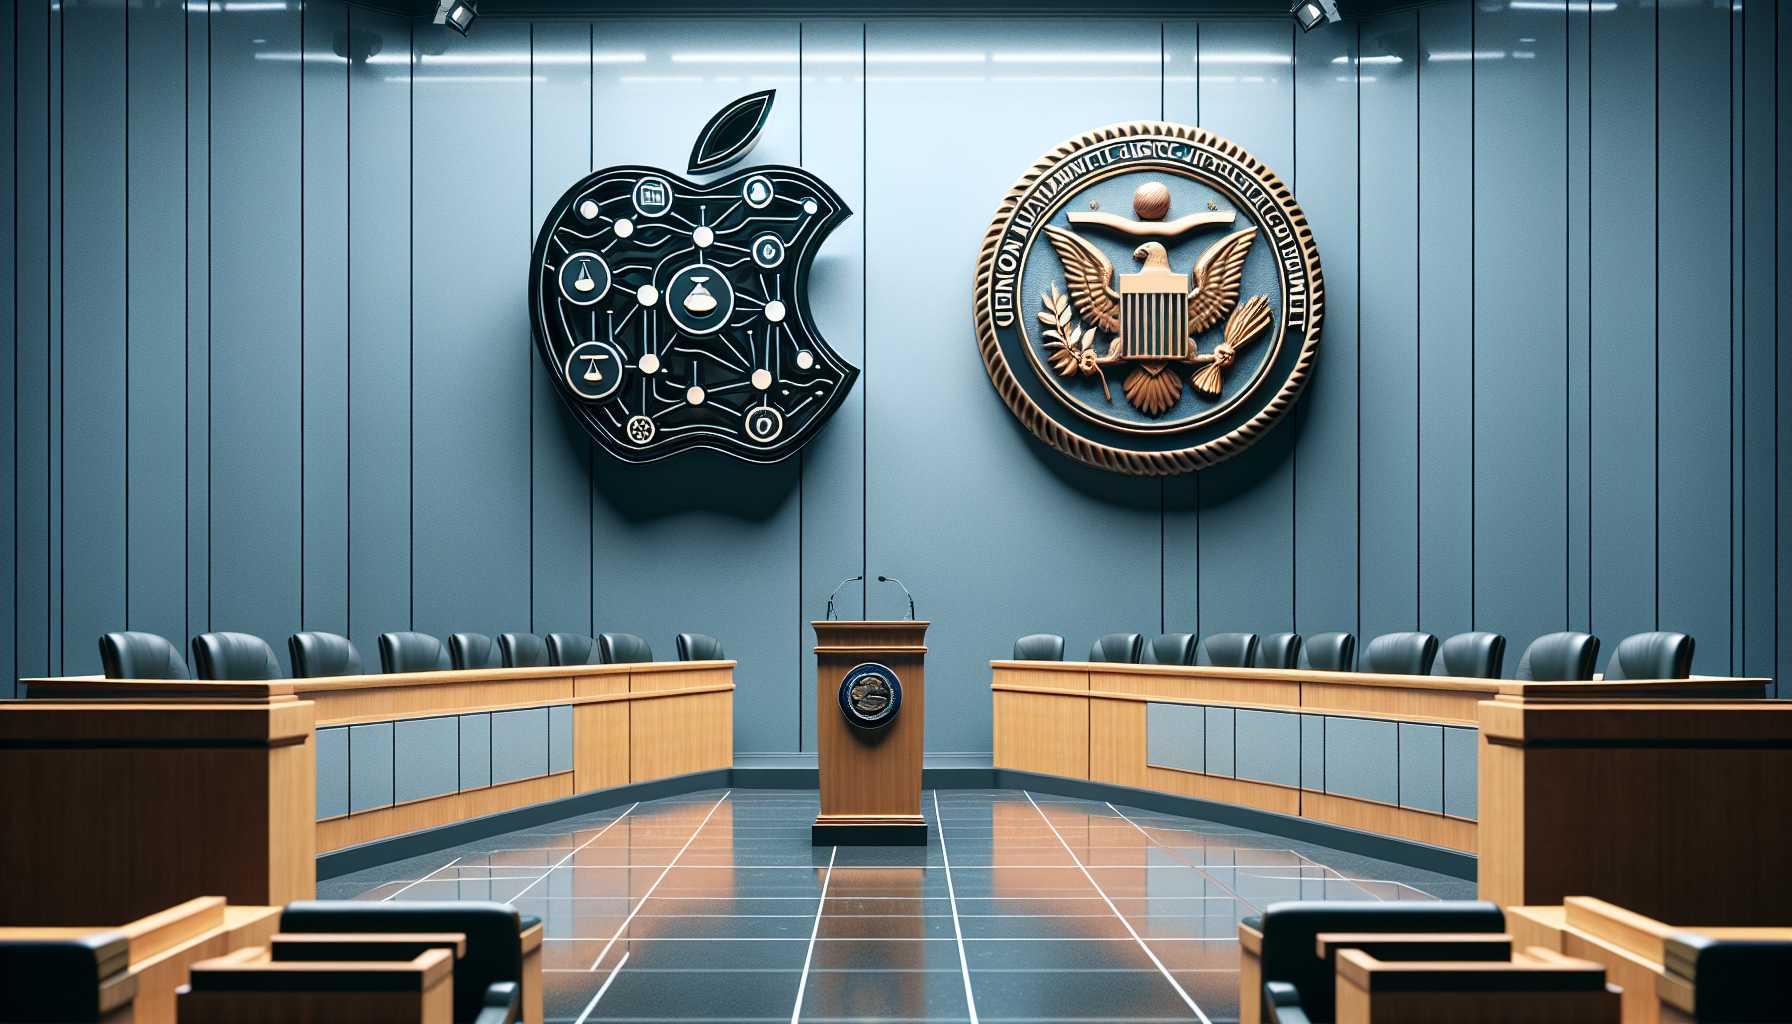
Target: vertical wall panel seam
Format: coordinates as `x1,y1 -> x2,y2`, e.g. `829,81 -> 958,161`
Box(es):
797,19 -> 806,749
408,17 -> 414,631
345,1 -> 352,646
125,0 -> 132,630
299,0 -> 306,633
1159,18 -> 1166,636
1468,0 -> 1476,630
206,0 -> 213,632
860,19 -> 867,606
1653,0 -> 1660,630
1563,0 -> 1570,628
528,22 -> 535,634
587,20 -> 593,639
56,0 -> 63,670
1415,9 -> 1423,630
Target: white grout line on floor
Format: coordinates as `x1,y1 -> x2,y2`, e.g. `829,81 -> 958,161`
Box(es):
380,856 -> 462,902
788,844 -> 836,1024
934,790 -> 982,1024
585,791 -> 732,972
571,951 -> 629,1024
508,802 -> 642,903
1024,791 -> 1215,1024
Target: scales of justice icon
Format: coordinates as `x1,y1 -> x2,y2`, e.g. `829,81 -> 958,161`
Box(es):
683,276 -> 718,314
573,260 -> 599,294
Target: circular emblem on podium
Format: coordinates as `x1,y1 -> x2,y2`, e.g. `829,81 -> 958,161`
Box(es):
972,121 -> 1324,475
838,662 -> 902,729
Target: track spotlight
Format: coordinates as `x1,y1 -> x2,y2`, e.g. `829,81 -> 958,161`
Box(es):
1292,0 -> 1341,31
434,0 -> 477,36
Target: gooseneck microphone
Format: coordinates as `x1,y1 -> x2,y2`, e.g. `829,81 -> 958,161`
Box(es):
825,574 -> 863,621
876,575 -> 917,621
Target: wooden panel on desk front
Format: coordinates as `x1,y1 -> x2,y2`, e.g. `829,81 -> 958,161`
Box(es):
1478,699 -> 1792,923
993,689 -> 1088,778
316,773 -> 573,853
629,689 -> 732,782
814,621 -> 927,825
574,701 -> 630,793
1302,791 -> 1475,854
0,702 -> 315,925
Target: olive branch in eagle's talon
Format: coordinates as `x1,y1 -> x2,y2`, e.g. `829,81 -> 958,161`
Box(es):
1038,283 -> 1114,402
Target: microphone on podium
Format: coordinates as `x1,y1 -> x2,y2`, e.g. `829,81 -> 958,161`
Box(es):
825,574 -> 862,621
876,575 -> 917,621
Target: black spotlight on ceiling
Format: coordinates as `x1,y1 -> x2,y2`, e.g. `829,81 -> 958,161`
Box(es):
1292,0 -> 1341,31
434,0 -> 477,36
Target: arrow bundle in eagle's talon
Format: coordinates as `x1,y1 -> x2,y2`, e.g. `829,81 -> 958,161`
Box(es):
1191,294 -> 1273,398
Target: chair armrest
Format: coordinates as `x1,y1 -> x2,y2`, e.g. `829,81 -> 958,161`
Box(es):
473,981 -> 520,1024
1264,980 -> 1314,1024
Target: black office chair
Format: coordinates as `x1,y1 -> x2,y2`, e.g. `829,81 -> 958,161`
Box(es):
0,929 -> 132,1023
1438,631 -> 1505,679
1013,633 -> 1066,661
497,632 -> 549,668
1250,900 -> 1506,1024
1197,632 -> 1258,668
1515,631 -> 1600,681
675,633 -> 724,661
448,633 -> 500,671
546,632 -> 597,666
1299,631 -> 1356,672
98,631 -> 190,680
277,901 -> 537,1024
1603,631 -> 1694,680
288,632 -> 363,678
191,631 -> 282,681
1662,932 -> 1792,1023
379,631 -> 448,674
1361,632 -> 1440,675
599,632 -> 653,664
1148,633 -> 1199,666
1255,632 -> 1302,670
1088,632 -> 1144,664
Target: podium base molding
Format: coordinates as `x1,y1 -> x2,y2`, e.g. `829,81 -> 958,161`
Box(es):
812,814 -> 929,846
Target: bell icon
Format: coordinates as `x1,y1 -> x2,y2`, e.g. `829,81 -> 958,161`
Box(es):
573,261 -> 597,293
683,276 -> 718,315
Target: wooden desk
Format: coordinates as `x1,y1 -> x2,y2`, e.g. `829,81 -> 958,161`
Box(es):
8,661 -> 734,922
1480,698 -> 1792,921
0,897 -> 282,1024
1333,946 -> 1620,1023
990,660 -> 1758,855
177,946 -> 454,1024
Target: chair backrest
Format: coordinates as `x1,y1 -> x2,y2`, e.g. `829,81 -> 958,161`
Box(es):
675,632 -> 725,661
191,632 -> 282,681
1361,632 -> 1440,675
1515,631 -> 1600,681
1088,632 -> 1144,664
1196,632 -> 1258,668
1148,633 -> 1199,666
379,632 -> 447,674
546,632 -> 596,666
0,930 -> 130,1023
448,633 -> 499,671
1439,631 -> 1506,679
1603,631 -> 1694,681
1012,633 -> 1066,661
1299,631 -> 1356,672
278,900 -> 526,1024
288,632 -> 363,679
1665,932 -> 1792,1023
98,631 -> 190,680
496,632 -> 549,668
1256,900 -> 1506,1023
599,632 -> 653,664
1255,632 -> 1302,670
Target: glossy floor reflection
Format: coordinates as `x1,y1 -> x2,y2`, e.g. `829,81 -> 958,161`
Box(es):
321,790 -> 1469,1022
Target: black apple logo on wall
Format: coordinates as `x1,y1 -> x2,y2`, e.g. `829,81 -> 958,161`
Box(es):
529,90 -> 857,464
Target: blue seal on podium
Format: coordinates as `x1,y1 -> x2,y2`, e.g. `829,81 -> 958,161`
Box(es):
838,662 -> 902,730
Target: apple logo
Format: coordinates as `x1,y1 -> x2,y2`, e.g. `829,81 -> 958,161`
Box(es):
529,90 -> 857,464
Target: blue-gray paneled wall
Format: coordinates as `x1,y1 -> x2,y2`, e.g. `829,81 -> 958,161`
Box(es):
7,2 -> 1792,756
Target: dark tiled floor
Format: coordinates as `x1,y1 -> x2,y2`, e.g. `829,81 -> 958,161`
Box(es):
321,789 -> 1470,1022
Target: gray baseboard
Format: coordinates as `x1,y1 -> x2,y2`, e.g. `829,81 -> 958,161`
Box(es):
317,763 -> 1475,883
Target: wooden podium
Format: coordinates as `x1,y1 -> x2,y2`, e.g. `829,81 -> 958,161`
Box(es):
812,620 -> 929,845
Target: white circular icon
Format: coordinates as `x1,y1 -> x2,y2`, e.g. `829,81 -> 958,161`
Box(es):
795,350 -> 815,370
751,233 -> 785,269
764,300 -> 786,324
632,176 -> 674,218
578,199 -> 600,220
625,415 -> 656,445
744,405 -> 784,444
686,385 -> 706,406
751,369 -> 773,391
693,225 -> 714,249
636,284 -> 659,307
638,352 -> 661,374
613,217 -> 634,239
743,174 -> 775,209
802,198 -> 818,215
563,340 -> 626,402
